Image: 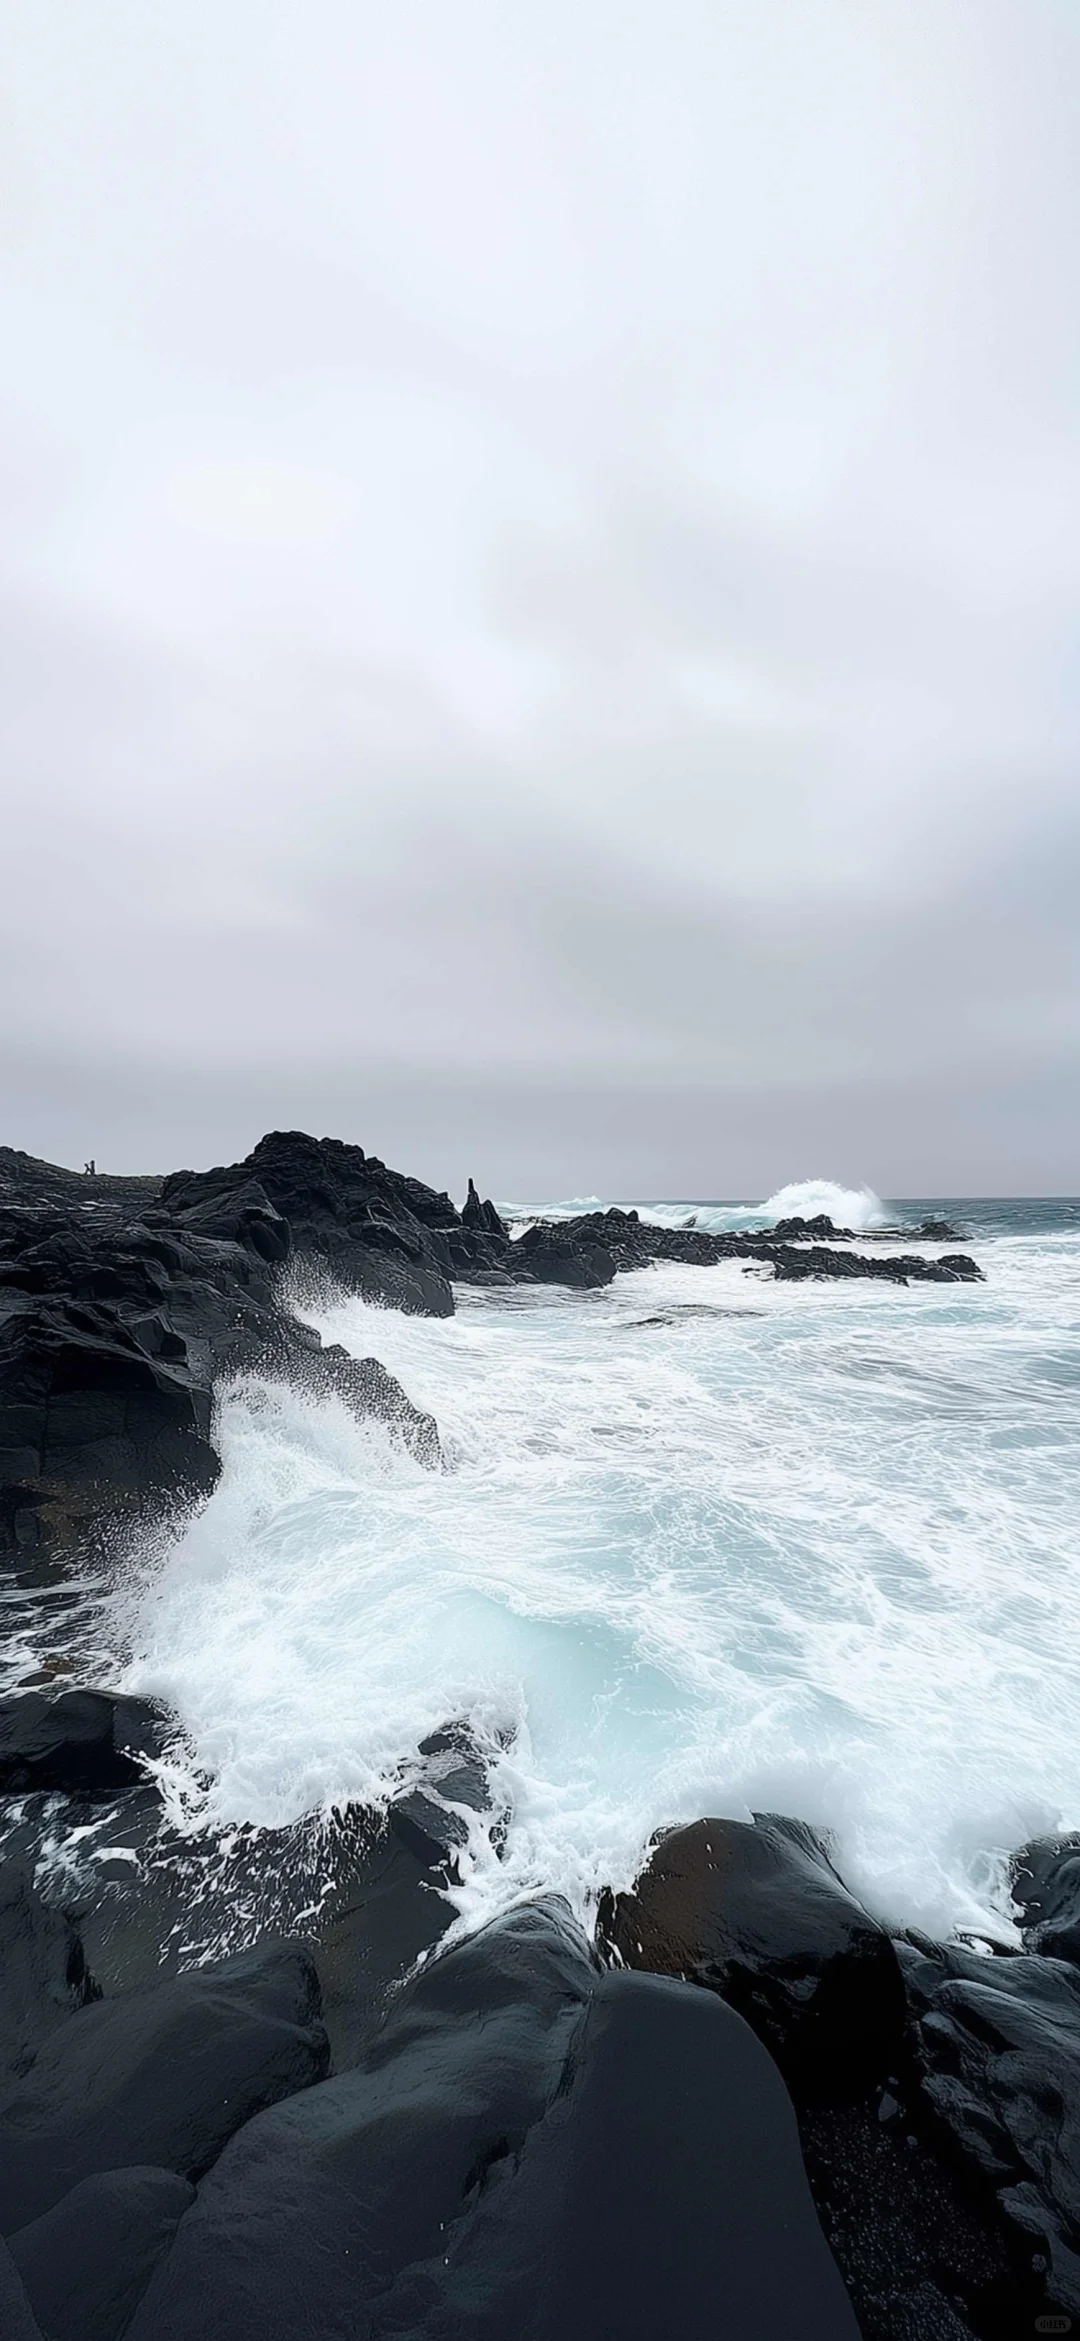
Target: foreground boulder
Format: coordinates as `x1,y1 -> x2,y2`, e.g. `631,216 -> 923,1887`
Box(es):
600,1814 -> 906,2090
125,1899 -> 858,2341
602,1817 -> 1032,2338
0,1941 -> 328,2234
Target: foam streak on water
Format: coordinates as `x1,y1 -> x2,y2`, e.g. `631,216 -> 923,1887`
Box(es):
117,1199 -> 1080,1945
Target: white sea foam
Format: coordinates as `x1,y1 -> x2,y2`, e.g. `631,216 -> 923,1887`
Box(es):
760,1178 -> 887,1231
114,1207 -> 1080,1948
500,1179 -> 888,1236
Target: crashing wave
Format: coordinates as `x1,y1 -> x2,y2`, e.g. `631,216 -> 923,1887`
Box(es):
761,1179 -> 886,1233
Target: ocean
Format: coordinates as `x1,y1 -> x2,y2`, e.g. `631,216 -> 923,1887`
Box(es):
8,1182 -> 1080,1954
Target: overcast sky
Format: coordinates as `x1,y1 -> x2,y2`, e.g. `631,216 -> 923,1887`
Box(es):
2,0 -> 1078,1196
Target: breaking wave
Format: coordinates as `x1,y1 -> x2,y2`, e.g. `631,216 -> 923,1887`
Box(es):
110,1205 -> 1080,1951
760,1178 -> 886,1231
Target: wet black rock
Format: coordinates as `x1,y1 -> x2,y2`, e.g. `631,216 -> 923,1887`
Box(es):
511,1221 -> 617,1288
0,1154 -> 444,1561
0,1295 -> 219,1555
0,1690 -> 165,1799
797,2089 -> 1021,2341
0,1940 -> 328,2234
10,2167 -> 195,2341
162,1129 -> 458,1317
769,1245 -> 981,1286
515,1206 -> 982,1287
599,1813 -> 906,2091
0,1862 -> 99,2082
1011,1835 -> 1080,1965
900,1934 -> 1080,2319
598,1817 -> 1042,2336
2,1135 -> 983,1564
125,1900 -> 859,2341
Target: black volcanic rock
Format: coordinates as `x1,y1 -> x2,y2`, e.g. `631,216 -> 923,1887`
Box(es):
771,1213 -> 847,1241
600,1814 -> 906,2091
0,1151 -> 445,1559
124,1900 -> 859,2341
1012,1834 -> 1080,1965
162,1130 -> 458,1317
0,1691 -> 165,1799
512,1207 -> 982,1287
1,1133 -> 981,1561
10,2167 -> 195,2341
0,1296 -> 219,1557
462,1176 -> 508,1239
512,1222 -> 617,1288
900,1934 -> 1080,2319
0,1864 -> 99,2083
0,1941 -> 328,2234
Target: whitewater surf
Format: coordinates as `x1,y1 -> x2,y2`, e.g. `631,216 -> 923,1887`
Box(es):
85,1182 -> 1080,1951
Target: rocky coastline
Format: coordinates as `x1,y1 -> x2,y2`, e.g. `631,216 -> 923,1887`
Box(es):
4,1133 -> 1067,2341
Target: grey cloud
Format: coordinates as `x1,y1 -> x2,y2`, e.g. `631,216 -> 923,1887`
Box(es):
1,1 -> 1078,1190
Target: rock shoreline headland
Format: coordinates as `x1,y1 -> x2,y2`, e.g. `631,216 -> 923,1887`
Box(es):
0,1131 -> 1023,2339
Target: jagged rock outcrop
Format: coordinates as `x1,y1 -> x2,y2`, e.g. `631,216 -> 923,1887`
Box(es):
0,1148 -> 443,1562
899,1933 -> 1080,2321
517,1205 -> 982,1286
0,1137 -> 980,1569
462,1176 -> 508,1239
162,1130 -> 458,1318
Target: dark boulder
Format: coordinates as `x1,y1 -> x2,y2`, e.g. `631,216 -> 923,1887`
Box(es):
900,1935 -> 1080,2319
768,1244 -> 981,1285
599,1814 -> 906,2090
0,1863 -> 99,2081
0,1940 -> 328,2233
512,1223 -> 617,1289
1012,1834 -> 1080,1964
9,2167 -> 194,2341
0,1691 -> 165,1799
125,1900 -> 858,2341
